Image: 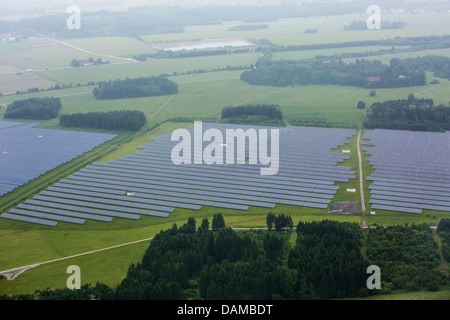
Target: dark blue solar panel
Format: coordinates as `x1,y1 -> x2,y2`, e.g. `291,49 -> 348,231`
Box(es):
9,208 -> 85,224
1,212 -> 58,226
0,122 -> 116,196
371,204 -> 422,214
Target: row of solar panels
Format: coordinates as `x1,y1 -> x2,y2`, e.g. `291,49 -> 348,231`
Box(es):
128,151 -> 355,180
365,129 -> 450,214
369,184 -> 450,199
74,171 -> 336,202
2,125 -> 355,226
67,172 -> 331,206
369,180 -> 450,194
0,121 -> 28,130
58,176 -> 333,203
366,161 -> 450,173
86,162 -> 340,194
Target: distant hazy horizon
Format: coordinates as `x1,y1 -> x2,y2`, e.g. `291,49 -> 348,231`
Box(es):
1,0 -> 448,20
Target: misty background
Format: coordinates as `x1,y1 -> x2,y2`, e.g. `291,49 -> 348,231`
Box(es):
1,0 -> 449,40
2,0 -> 449,19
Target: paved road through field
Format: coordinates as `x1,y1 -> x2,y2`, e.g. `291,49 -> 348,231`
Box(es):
357,130 -> 368,229
0,237 -> 153,280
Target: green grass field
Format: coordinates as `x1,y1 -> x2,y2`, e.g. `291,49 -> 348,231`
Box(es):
347,286 -> 450,300
34,53 -> 260,86
141,13 -> 450,46
0,12 -> 449,299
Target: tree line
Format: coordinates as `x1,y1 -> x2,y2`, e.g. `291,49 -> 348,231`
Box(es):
92,76 -> 178,100
289,119 -> 358,130
344,20 -> 406,31
4,97 -> 61,120
221,104 -> 283,123
240,57 -> 427,89
255,35 -> 450,54
363,95 -> 450,131
59,110 -> 147,131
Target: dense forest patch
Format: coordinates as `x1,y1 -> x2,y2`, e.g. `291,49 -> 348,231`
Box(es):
438,219 -> 450,264
240,57 -> 428,89
4,97 -> 61,120
59,110 -> 147,131
93,76 -> 178,100
363,95 -> 450,131
366,224 -> 446,292
221,104 -> 283,124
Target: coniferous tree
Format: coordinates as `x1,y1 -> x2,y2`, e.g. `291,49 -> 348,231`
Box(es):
212,213 -> 226,231
266,213 -> 276,231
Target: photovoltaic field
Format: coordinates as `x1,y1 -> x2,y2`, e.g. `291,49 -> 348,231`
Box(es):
1,123 -> 356,226
0,121 -> 117,197
364,129 -> 450,214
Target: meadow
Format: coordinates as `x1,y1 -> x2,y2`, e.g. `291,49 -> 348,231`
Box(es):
35,52 -> 260,85
0,12 -> 449,298
140,13 -> 450,46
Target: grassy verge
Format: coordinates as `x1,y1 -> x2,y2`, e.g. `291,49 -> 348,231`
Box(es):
347,286 -> 450,300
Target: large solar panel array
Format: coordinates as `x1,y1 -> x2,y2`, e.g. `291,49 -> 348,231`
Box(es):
0,121 -> 117,197
1,123 -> 356,226
364,129 -> 450,214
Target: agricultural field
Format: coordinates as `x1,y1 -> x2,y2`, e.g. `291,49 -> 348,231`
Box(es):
0,72 -> 56,96
0,7 -> 449,301
63,37 -> 157,58
35,52 -> 260,85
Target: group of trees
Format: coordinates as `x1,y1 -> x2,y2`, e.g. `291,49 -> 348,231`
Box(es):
437,219 -> 450,263
266,213 -> 294,231
363,95 -> 450,131
288,220 -> 368,299
59,110 -> 146,131
240,57 -> 427,89
117,216 -> 270,300
133,48 -> 251,61
344,20 -> 406,31
221,104 -> 283,123
92,76 -> 178,100
357,101 -> 366,109
289,119 -> 357,129
409,55 -> 450,80
366,224 -> 446,292
4,97 -> 61,120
